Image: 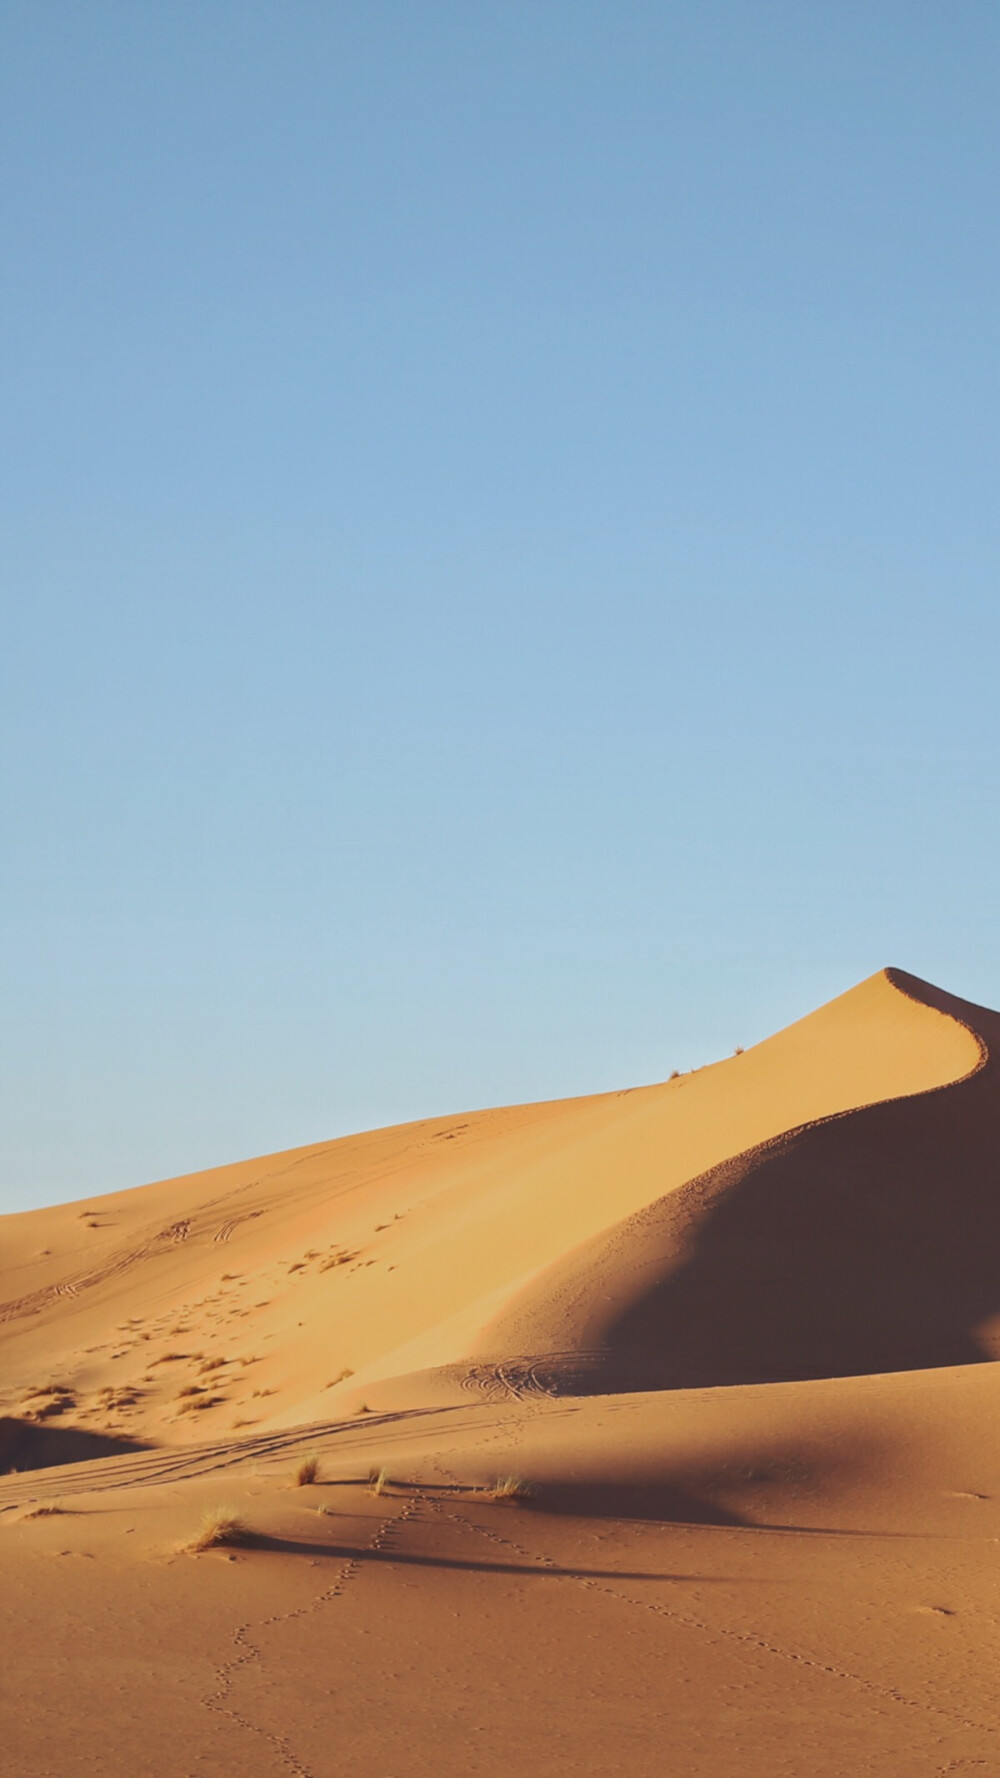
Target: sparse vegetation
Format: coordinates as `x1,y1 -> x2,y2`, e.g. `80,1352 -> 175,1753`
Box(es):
293,1453 -> 321,1486
176,1385 -> 203,1398
486,1475 -> 533,1502
99,1387 -> 139,1411
368,1466 -> 389,1496
187,1506 -> 253,1552
22,1503 -> 65,1518
199,1357 -> 227,1373
23,1387 -> 75,1421
320,1250 -> 356,1271
325,1368 -> 354,1388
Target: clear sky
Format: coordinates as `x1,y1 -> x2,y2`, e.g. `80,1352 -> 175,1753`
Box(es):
2,2 -> 998,1212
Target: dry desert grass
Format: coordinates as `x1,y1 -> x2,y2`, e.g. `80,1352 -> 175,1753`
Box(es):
186,1506 -> 253,1552
485,1475 -> 533,1501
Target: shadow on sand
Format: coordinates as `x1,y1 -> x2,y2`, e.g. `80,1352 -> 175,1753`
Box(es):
501,978 -> 1000,1392
0,1417 -> 150,1474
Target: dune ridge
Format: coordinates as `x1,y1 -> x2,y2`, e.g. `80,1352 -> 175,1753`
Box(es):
470,967 -> 1000,1394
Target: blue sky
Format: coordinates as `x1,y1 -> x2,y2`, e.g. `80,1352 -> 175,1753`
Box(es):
2,2 -> 998,1210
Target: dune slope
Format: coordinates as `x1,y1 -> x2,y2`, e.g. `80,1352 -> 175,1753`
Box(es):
4,966 -> 1000,1777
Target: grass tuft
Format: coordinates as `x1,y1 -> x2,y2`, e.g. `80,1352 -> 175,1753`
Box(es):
187,1506 -> 253,1552
486,1475 -> 533,1502
293,1453 -> 321,1486
367,1466 -> 389,1496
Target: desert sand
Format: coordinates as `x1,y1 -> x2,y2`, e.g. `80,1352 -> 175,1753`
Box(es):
4,965 -> 1000,1775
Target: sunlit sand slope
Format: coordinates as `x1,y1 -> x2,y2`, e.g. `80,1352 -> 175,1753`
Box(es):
0,967 -> 982,1440
4,967 -> 1000,1778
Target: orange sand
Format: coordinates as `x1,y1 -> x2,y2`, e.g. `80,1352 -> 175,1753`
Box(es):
4,967 -> 1000,1774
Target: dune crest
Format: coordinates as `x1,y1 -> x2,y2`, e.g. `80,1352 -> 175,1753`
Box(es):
473,967 -> 1000,1392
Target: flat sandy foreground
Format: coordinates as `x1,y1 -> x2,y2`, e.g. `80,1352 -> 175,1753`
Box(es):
4,968 -> 1000,1776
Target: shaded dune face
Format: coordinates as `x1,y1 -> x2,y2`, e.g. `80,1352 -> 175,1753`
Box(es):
0,1418 -> 148,1472
477,974 -> 1000,1391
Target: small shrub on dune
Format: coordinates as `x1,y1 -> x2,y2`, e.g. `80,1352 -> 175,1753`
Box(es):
486,1475 -> 533,1502
293,1453 -> 321,1486
187,1507 -> 253,1552
29,1395 -> 74,1421
367,1466 -> 389,1496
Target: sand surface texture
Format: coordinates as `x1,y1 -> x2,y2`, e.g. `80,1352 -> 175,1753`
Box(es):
4,967 -> 1000,1775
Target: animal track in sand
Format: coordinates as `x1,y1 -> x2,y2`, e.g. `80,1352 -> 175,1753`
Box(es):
441,1506 -> 1000,1742
200,1493 -> 421,1778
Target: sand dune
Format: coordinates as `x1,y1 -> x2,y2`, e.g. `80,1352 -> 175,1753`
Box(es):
4,967 -> 1000,1775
